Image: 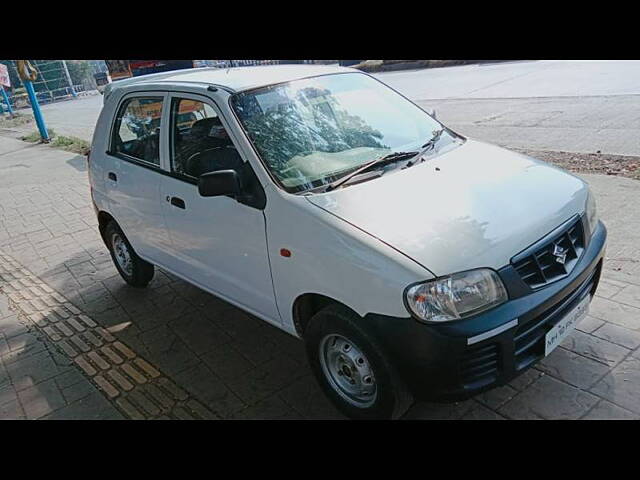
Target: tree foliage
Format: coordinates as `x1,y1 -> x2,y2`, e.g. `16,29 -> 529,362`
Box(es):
67,60 -> 92,86
234,86 -> 386,177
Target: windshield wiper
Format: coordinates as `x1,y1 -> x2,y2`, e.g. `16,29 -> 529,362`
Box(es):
405,128 -> 446,168
323,151 -> 418,192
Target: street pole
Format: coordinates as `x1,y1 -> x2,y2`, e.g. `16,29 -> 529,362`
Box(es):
23,80 -> 50,142
0,87 -> 12,116
61,60 -> 77,98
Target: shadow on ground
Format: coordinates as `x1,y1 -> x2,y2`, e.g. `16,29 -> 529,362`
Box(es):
0,293 -> 122,419
31,248 -> 481,419
36,250 -> 348,419
66,155 -> 87,173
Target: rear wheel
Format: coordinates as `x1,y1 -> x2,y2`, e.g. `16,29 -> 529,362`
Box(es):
105,221 -> 154,288
305,304 -> 413,419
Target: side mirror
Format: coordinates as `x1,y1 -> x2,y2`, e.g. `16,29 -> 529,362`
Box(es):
198,170 -> 241,197
427,108 -> 437,119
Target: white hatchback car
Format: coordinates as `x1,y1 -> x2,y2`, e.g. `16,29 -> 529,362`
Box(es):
89,65 -> 606,419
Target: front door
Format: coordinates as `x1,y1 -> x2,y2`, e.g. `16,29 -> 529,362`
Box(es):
158,93 -> 280,324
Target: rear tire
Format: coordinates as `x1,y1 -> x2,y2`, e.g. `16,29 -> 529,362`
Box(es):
305,304 -> 413,420
105,221 -> 154,288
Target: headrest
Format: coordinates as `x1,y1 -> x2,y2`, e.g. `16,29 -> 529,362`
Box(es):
189,117 -> 228,140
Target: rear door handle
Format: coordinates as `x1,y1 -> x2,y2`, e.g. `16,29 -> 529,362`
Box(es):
108,172 -> 117,182
170,196 -> 186,209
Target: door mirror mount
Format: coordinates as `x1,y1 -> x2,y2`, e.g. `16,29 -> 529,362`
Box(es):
198,170 -> 242,197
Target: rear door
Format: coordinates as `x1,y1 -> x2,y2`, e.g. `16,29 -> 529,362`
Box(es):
158,92 -> 281,324
103,93 -> 173,264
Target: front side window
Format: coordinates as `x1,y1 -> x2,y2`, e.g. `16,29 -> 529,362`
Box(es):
112,96 -> 163,165
170,97 -> 242,179
231,72 -> 458,193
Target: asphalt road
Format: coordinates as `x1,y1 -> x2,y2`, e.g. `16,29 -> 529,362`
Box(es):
375,60 -> 640,99
374,60 -> 640,156
38,93 -> 103,142
25,60 -> 640,156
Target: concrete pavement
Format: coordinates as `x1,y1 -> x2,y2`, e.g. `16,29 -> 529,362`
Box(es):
1,135 -> 640,420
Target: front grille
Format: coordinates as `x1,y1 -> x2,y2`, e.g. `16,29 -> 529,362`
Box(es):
513,265 -> 598,370
513,218 -> 585,289
460,342 -> 500,389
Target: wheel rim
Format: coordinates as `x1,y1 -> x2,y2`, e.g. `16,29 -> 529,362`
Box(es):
111,233 -> 133,276
319,334 -> 377,408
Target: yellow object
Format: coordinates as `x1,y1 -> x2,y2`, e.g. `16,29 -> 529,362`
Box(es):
16,60 -> 38,82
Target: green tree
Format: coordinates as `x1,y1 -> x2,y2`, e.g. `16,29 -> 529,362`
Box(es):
67,60 -> 92,86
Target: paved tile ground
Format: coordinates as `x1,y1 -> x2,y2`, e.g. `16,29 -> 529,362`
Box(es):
1,135 -> 640,420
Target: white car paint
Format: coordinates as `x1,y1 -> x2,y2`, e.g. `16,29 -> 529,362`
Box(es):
307,139 -> 589,276
102,65 -> 355,102
90,65 -> 591,338
263,181 -> 432,327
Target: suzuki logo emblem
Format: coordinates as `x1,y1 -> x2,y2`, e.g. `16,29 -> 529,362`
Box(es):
553,244 -> 567,265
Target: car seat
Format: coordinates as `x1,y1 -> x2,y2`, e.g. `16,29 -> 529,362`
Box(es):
182,118 -> 242,178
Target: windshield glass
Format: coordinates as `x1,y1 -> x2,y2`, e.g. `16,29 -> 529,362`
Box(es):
231,72 -> 458,193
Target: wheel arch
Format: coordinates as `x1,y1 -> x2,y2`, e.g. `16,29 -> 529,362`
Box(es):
97,210 -> 116,247
292,293 -> 358,338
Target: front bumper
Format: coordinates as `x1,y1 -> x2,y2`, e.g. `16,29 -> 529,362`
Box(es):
365,219 -> 607,402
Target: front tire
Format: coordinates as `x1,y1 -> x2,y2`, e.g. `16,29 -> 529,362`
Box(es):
305,304 -> 413,420
105,221 -> 154,288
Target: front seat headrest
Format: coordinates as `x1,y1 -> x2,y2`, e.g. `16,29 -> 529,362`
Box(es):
189,117 -> 229,141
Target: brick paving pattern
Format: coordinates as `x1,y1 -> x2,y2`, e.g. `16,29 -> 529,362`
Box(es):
0,253 -> 216,419
1,137 -> 640,419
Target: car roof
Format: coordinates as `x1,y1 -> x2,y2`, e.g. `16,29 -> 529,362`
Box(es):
103,64 -> 357,100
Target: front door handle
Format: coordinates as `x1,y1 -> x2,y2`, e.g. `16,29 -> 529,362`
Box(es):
170,196 -> 186,209
108,172 -> 117,182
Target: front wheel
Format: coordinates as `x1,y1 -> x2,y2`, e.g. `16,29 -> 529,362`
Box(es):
305,304 -> 413,420
105,221 -> 154,288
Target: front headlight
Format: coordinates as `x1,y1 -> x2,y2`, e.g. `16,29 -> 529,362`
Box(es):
405,269 -> 508,323
586,190 -> 598,236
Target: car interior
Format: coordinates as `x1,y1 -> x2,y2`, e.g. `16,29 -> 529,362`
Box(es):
114,124 -> 161,164
113,98 -> 163,165
173,116 -> 243,178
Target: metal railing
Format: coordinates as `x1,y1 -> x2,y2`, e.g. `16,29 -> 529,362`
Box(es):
222,60 -> 325,68
195,60 -> 341,69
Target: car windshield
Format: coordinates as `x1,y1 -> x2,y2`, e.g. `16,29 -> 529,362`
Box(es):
231,72 -> 459,193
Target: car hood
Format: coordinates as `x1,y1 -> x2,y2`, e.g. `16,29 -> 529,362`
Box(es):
306,139 -> 589,276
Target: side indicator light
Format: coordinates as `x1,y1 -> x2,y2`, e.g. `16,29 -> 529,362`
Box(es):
280,248 -> 292,258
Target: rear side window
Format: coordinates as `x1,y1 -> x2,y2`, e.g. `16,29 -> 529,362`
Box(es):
111,97 -> 164,165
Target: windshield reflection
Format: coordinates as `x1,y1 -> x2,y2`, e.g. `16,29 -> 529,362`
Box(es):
232,73 -> 451,192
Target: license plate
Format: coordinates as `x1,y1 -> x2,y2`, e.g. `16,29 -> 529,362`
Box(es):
544,294 -> 591,356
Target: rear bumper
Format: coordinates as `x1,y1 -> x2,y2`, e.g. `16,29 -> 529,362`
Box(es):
365,220 -> 607,402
